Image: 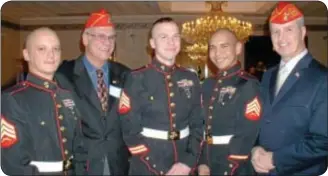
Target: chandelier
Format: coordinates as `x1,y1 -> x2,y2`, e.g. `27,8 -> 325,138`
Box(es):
184,43 -> 208,61
182,1 -> 253,61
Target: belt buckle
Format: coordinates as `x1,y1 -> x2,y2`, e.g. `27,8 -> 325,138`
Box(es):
168,130 -> 180,140
206,134 -> 213,144
63,157 -> 73,171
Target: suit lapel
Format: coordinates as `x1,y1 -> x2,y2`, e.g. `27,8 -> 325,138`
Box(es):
73,57 -> 103,112
272,53 -> 313,106
107,61 -> 123,112
269,67 -> 278,104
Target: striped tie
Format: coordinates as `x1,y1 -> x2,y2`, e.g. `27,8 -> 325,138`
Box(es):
96,69 -> 108,112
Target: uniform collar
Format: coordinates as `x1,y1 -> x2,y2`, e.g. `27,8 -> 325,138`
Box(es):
217,61 -> 242,78
151,58 -> 176,74
26,73 -> 58,91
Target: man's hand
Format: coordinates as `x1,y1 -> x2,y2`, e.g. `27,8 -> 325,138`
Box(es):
198,164 -> 210,176
166,162 -> 191,175
251,146 -> 275,173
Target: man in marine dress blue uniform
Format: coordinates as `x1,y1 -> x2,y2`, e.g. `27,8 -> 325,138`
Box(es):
117,17 -> 204,175
251,2 -> 328,176
1,27 -> 87,175
198,29 -> 262,176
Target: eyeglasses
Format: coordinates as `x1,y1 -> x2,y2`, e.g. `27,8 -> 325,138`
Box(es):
86,32 -> 116,42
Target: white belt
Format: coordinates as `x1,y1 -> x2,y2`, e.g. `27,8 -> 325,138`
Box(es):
204,132 -> 234,145
141,126 -> 190,140
29,161 -> 63,173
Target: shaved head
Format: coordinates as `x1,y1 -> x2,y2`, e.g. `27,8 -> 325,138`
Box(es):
210,28 -> 239,44
208,28 -> 242,70
24,27 -> 58,49
22,27 -> 61,80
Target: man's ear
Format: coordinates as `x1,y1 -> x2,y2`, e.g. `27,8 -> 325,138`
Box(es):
82,32 -> 89,47
235,41 -> 242,56
149,38 -> 155,49
22,49 -> 30,61
301,26 -> 307,41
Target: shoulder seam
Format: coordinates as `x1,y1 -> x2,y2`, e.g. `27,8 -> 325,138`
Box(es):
9,83 -> 30,96
131,65 -> 151,74
24,82 -> 54,94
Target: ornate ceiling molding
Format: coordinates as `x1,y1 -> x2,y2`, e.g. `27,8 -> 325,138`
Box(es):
17,14 -> 327,25
2,14 -> 328,31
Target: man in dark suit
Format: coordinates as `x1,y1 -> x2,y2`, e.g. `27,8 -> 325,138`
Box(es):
251,2 -> 328,176
57,9 -> 130,175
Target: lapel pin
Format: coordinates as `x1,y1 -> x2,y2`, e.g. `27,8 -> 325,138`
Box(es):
295,72 -> 300,78
112,80 -> 117,84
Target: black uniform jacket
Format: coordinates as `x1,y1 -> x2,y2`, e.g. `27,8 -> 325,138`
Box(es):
1,73 -> 86,175
199,63 -> 261,175
118,58 -> 204,175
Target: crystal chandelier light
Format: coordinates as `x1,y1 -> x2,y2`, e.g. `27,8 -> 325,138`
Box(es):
184,43 -> 208,61
182,1 -> 253,61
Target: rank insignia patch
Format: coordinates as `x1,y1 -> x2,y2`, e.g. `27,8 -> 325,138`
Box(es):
244,96 -> 261,121
1,116 -> 18,148
118,91 -> 131,114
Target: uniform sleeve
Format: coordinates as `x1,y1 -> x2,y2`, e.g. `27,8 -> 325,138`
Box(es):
179,75 -> 205,168
118,73 -> 150,156
228,80 -> 261,161
1,93 -> 37,175
272,78 -> 328,174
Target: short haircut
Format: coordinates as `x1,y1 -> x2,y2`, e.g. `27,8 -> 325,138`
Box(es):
269,16 -> 305,30
150,17 -> 177,37
295,17 -> 305,27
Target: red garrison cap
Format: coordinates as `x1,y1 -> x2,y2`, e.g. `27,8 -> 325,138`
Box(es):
270,2 -> 303,24
84,8 -> 114,29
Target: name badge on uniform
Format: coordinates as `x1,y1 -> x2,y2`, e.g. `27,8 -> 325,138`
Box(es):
109,85 -> 122,98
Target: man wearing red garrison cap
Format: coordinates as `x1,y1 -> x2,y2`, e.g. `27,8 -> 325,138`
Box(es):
251,2 -> 328,175
57,8 -> 130,175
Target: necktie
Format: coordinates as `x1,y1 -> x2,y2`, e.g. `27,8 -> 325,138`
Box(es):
275,64 -> 289,96
96,69 -> 108,112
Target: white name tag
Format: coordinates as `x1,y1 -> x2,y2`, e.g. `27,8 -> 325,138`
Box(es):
109,85 -> 122,98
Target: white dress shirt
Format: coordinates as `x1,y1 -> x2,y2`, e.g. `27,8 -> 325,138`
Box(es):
275,49 -> 308,96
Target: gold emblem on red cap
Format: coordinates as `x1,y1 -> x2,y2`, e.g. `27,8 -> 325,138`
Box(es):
283,12 -> 290,21
84,8 -> 113,29
270,2 -> 303,24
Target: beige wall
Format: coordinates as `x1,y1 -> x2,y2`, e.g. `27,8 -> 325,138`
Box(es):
2,27 -> 327,86
1,27 -> 21,85
307,31 -> 327,66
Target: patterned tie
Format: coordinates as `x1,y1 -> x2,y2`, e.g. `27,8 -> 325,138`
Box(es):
96,69 -> 108,112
